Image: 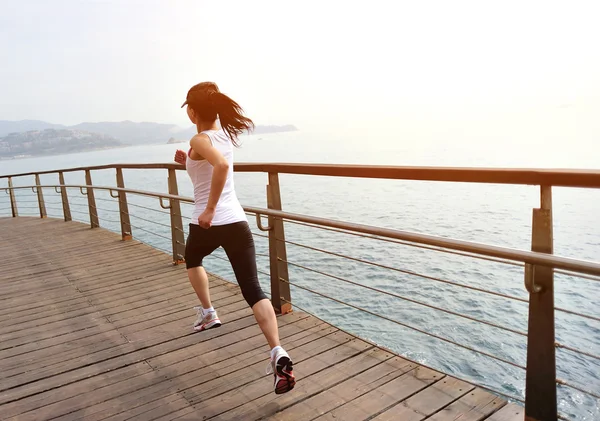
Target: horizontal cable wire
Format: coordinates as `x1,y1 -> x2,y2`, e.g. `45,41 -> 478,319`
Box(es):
555,269 -> 600,283
70,210 -> 90,216
280,296 -> 526,404
98,217 -> 121,225
95,207 -> 121,214
280,277 -> 526,370
281,237 -> 528,304
555,342 -> 600,362
45,206 -> 65,212
129,213 -> 174,230
282,258 -> 527,337
554,306 -> 600,323
127,201 -> 171,215
8,199 -> 39,203
255,252 -> 270,258
556,378 -> 600,400
14,205 -> 41,210
129,224 -> 173,242
68,201 -> 93,208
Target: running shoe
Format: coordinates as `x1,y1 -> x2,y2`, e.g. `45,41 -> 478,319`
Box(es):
193,307 -> 222,332
266,347 -> 296,394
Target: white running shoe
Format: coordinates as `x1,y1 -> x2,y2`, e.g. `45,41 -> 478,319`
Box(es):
193,307 -> 221,332
266,347 -> 296,394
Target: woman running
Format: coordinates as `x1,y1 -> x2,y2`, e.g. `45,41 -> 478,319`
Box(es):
173,82 -> 295,395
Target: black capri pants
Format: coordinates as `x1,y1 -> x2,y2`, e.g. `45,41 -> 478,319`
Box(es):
185,221 -> 268,308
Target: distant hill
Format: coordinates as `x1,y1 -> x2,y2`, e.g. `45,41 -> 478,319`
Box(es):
0,120 -> 66,137
0,120 -> 298,147
71,121 -> 182,145
0,129 -> 123,158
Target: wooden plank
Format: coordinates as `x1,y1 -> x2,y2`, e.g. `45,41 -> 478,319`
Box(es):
0,301 -> 101,334
0,319 -> 116,353
0,332 -> 129,379
370,377 -> 476,421
312,365 -> 442,420
0,307 -> 110,342
427,388 -> 507,421
0,330 -> 127,376
486,403 -> 524,421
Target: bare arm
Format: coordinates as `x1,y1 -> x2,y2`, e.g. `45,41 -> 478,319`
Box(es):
189,134 -> 230,211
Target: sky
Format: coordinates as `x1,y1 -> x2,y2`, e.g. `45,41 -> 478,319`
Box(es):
1,0 -> 599,148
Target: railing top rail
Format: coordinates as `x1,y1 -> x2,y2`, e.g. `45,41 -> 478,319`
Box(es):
5,183 -> 600,277
1,162 -> 600,188
235,163 -> 600,188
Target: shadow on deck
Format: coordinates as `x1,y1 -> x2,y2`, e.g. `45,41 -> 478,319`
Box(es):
0,217 -> 523,421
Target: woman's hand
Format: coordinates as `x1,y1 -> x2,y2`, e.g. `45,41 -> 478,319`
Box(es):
174,149 -> 187,165
198,207 -> 215,229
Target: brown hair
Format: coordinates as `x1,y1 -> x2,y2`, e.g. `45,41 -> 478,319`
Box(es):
183,82 -> 254,147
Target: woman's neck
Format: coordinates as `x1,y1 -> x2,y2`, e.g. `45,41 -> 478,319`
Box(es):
196,120 -> 219,133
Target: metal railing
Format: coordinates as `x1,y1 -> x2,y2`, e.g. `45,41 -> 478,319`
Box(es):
1,163 -> 600,421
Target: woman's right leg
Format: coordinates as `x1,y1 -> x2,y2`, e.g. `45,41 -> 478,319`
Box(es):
185,224 -> 220,331
187,266 -> 212,309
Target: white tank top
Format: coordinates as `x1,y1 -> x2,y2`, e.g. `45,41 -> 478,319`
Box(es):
186,129 -> 247,226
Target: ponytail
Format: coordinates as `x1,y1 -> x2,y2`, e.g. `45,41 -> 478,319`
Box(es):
211,92 -> 254,147
185,82 -> 254,147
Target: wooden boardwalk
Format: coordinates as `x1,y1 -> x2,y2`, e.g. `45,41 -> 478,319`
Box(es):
0,217 -> 524,421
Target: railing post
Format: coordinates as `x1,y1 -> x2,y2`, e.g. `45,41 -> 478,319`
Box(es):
167,168 -> 185,265
8,177 -> 18,217
85,170 -> 99,228
267,172 -> 292,314
524,185 -> 557,421
58,172 -> 71,222
116,168 -> 132,240
34,174 -> 47,218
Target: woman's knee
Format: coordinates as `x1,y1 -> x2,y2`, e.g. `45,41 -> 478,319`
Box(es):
240,281 -> 268,308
